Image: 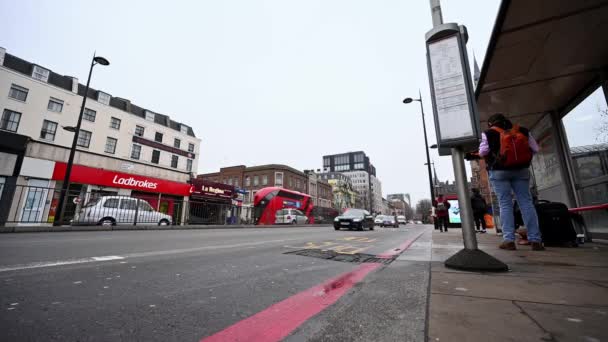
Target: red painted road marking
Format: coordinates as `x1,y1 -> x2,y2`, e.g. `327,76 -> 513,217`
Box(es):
376,231 -> 425,259
200,232 -> 424,342
200,262 -> 381,342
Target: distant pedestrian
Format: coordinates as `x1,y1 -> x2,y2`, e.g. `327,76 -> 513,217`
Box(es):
478,113 -> 544,251
470,188 -> 487,233
433,194 -> 450,232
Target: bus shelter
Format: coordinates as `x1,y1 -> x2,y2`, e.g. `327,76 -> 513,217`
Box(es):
475,0 -> 608,238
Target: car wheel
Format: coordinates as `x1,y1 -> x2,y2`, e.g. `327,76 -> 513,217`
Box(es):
334,226 -> 340,231
99,217 -> 116,226
369,224 -> 374,230
292,220 -> 297,225
305,218 -> 309,224
357,224 -> 364,231
158,219 -> 170,226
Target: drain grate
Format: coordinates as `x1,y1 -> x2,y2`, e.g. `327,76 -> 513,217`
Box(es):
284,249 -> 394,264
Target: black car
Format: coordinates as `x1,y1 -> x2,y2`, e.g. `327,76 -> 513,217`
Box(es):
333,209 -> 375,231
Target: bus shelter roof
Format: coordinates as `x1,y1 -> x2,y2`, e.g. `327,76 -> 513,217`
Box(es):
475,0 -> 608,128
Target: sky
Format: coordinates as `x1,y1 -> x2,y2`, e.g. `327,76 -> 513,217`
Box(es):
0,0 -> 502,205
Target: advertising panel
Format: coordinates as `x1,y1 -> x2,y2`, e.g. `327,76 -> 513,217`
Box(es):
447,199 -> 461,224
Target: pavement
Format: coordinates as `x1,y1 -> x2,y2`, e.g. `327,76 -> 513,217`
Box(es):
398,227 -> 608,342
0,224 -> 606,341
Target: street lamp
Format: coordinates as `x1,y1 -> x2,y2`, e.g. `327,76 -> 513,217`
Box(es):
53,53 -> 110,226
403,90 -> 435,202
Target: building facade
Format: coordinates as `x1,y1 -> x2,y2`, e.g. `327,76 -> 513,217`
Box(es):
199,164 -> 321,205
319,172 -> 358,210
0,48 -> 201,225
322,151 -> 382,213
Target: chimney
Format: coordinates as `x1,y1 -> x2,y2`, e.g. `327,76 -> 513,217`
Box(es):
0,47 -> 5,66
71,77 -> 78,93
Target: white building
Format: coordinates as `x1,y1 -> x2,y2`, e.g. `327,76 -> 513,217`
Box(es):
0,47 -> 201,225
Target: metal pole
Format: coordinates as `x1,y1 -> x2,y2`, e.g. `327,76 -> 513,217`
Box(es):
430,0 -> 444,27
452,147 -> 478,250
419,92 -> 435,201
54,54 -> 96,226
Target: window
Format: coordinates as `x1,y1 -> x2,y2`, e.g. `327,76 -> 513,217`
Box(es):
32,65 -> 49,82
138,201 -> 153,212
47,98 -> 64,112
228,178 -> 233,186
103,198 -> 119,208
354,153 -> 364,163
105,137 -> 117,154
253,175 -> 259,186
155,132 -> 163,143
77,130 -> 92,148
262,175 -> 268,185
120,198 -> 137,210
171,155 -> 178,168
1,109 -> 21,132
296,179 -> 301,189
323,157 -> 330,167
151,150 -> 160,164
131,144 -> 142,160
83,108 -> 96,122
245,176 -> 251,186
289,178 -> 294,187
186,159 -> 193,172
145,111 -> 155,122
40,120 -> 58,141
110,117 -> 121,130
180,125 -> 188,134
135,125 -> 144,137
9,84 -> 28,102
188,143 -> 195,153
354,163 -> 364,169
234,178 -> 239,187
98,92 -> 111,105
275,172 -> 283,186
174,138 -> 181,149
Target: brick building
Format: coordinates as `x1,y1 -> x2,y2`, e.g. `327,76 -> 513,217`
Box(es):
198,164 -> 332,207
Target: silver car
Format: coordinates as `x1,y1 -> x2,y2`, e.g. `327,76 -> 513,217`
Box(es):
275,209 -> 309,225
78,196 -> 172,226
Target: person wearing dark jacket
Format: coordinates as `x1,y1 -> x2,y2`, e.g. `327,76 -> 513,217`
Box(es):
478,113 -> 544,251
470,188 -> 487,233
433,194 -> 451,232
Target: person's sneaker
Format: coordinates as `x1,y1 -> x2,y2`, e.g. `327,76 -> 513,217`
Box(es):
499,241 -> 516,250
481,230 -> 487,234
531,242 -> 545,251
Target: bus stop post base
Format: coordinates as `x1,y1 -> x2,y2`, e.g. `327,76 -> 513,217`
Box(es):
445,248 -> 508,272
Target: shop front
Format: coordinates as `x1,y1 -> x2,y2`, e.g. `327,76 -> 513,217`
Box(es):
51,162 -> 191,224
188,179 -> 235,225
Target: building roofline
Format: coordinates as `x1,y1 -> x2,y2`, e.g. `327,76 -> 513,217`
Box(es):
1,50 -> 197,138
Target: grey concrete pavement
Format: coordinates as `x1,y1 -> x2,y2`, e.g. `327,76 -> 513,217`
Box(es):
0,224 -> 429,342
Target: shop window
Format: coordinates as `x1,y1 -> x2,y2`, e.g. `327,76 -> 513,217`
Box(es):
9,84 -> 28,102
77,130 -> 92,148
151,150 -> 160,164
83,108 -> 96,122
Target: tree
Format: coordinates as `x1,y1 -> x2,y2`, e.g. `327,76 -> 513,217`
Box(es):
403,203 -> 414,220
416,199 -> 433,223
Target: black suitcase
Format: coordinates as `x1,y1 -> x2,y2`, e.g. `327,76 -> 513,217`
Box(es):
535,200 -> 578,247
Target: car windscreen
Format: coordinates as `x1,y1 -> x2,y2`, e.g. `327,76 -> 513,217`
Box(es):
343,209 -> 366,216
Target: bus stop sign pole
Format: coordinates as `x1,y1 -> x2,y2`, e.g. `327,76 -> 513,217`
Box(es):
426,0 -> 507,272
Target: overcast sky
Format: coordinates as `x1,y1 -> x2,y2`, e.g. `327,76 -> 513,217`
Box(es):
1,0 -> 504,204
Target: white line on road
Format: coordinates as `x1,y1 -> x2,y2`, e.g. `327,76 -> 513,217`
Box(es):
0,238 -> 302,273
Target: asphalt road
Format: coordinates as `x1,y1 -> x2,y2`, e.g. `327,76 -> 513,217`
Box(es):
0,225 -> 431,342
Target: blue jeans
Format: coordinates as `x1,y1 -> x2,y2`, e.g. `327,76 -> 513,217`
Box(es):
489,169 -> 542,243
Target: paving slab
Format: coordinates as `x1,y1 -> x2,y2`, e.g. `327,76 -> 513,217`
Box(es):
517,301 -> 608,342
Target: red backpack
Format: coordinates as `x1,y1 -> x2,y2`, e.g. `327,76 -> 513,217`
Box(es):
491,125 -> 533,168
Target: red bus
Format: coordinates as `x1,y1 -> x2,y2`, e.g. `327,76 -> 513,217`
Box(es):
253,187 -> 313,225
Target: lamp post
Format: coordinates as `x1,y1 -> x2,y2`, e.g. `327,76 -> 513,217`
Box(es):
53,54 -> 110,226
404,91 -> 435,202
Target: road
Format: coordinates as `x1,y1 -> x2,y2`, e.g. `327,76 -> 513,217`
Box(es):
0,225 -> 432,342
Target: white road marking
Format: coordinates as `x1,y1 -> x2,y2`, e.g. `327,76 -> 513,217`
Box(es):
73,281 -> 82,285
454,287 -> 468,292
10,303 -> 18,306
567,318 -> 582,323
0,238 -> 304,273
7,307 -> 15,311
